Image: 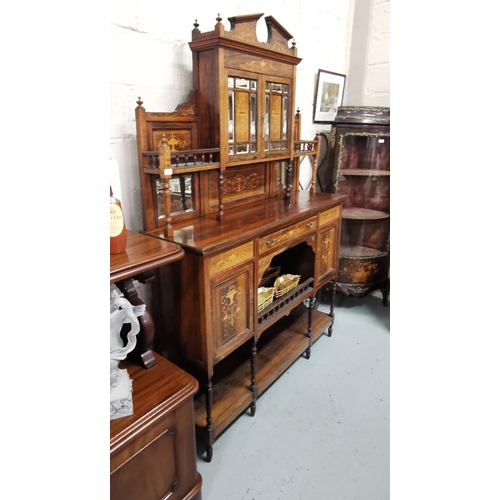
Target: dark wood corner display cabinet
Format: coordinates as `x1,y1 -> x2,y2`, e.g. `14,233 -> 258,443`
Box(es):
318,106 -> 390,305
134,13 -> 346,462
110,231 -> 202,500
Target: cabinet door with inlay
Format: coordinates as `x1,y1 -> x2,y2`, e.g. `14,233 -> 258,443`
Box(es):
317,220 -> 340,287
210,262 -> 254,363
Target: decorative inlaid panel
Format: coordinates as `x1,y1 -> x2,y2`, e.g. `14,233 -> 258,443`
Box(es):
208,164 -> 266,207
212,267 -> 252,359
224,50 -> 294,78
269,94 -> 282,141
319,228 -> 334,277
208,241 -> 254,277
152,129 -> 192,152
337,253 -> 389,285
235,92 -> 250,142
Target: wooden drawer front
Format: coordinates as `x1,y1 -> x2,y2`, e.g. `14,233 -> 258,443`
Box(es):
319,206 -> 340,227
208,241 -> 254,277
258,216 -> 316,255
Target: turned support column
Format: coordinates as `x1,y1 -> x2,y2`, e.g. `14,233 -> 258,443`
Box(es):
250,341 -> 257,416
205,376 -> 214,462
158,136 -> 174,237
328,280 -> 336,337
284,160 -> 293,205
216,166 -> 225,221
305,295 -> 316,359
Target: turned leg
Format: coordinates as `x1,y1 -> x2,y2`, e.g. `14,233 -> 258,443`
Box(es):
305,296 -> 315,359
205,377 -> 214,462
206,445 -> 213,463
284,160 -> 293,205
250,341 -> 257,416
328,280 -> 336,337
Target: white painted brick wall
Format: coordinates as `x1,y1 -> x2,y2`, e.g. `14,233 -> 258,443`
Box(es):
366,0 -> 390,106
367,33 -> 390,66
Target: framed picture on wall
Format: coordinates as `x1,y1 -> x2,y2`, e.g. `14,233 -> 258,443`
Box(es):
313,69 -> 346,123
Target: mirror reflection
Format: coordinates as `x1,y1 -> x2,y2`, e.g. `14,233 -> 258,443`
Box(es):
156,174 -> 194,218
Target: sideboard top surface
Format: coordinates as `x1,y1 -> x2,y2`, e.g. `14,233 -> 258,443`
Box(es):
144,191 -> 346,254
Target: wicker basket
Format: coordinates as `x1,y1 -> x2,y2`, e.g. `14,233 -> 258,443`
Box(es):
273,274 -> 301,298
257,287 -> 275,312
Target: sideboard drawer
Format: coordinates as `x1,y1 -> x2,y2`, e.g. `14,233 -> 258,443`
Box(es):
208,241 -> 254,277
258,216 -> 317,255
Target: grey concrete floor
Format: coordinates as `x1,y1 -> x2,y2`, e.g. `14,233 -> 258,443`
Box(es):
196,293 -> 390,500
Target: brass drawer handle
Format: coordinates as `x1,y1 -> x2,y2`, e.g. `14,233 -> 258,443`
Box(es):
266,238 -> 276,247
306,222 -> 314,229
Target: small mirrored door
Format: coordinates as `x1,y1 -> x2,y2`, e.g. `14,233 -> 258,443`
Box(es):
228,76 -> 258,156
264,82 -> 289,153
155,174 -> 194,219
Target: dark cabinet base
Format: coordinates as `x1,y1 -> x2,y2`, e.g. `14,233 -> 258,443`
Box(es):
337,278 -> 389,304
336,251 -> 390,305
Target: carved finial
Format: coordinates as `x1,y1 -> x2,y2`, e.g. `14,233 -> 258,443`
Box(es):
292,39 -> 296,48
193,19 -> 199,29
296,108 -> 301,116
216,13 -> 222,23
136,96 -> 143,107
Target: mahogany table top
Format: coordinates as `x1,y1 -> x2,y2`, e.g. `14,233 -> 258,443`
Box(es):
110,230 -> 185,283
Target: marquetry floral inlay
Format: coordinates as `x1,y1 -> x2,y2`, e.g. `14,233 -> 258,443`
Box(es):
320,234 -> 331,273
179,105 -> 195,116
224,173 -> 259,194
221,285 -> 241,331
270,42 -> 288,54
164,133 -> 188,151
214,250 -> 245,268
244,60 -> 275,72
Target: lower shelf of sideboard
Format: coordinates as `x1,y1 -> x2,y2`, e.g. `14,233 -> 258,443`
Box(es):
255,305 -> 332,394
193,305 -> 333,441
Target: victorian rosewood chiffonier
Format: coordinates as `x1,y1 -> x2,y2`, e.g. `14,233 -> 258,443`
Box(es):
134,13 -> 346,462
